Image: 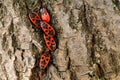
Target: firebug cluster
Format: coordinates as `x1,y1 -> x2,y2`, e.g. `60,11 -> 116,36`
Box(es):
28,7 -> 56,69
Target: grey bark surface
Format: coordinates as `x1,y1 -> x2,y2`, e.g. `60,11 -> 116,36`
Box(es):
0,0 -> 120,80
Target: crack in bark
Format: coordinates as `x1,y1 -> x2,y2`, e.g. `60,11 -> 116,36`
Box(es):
109,52 -> 120,75
94,63 -> 106,80
1,65 -> 9,80
14,56 -> 22,80
88,33 -> 106,80
2,33 -> 8,51
80,0 -> 92,32
70,70 -> 78,80
8,19 -> 14,35
80,0 -> 107,80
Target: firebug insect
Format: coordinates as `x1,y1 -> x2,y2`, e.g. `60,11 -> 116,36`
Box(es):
28,12 -> 41,28
43,34 -> 56,51
40,21 -> 55,37
40,8 -> 50,23
39,51 -> 51,69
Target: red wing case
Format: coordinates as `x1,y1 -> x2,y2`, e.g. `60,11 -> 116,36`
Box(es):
43,34 -> 56,51
28,12 -> 41,28
40,21 -> 55,37
39,52 -> 51,69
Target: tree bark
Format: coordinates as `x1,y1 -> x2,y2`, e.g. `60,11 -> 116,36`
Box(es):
0,0 -> 120,80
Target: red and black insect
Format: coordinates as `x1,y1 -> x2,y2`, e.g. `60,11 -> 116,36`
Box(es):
40,20 -> 55,37
43,34 -> 56,51
28,12 -> 41,28
40,8 -> 50,23
39,51 -> 51,69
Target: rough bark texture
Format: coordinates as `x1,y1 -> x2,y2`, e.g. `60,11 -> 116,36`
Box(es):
0,0 -> 120,80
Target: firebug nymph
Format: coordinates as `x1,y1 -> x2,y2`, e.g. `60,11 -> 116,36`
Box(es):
28,12 -> 41,28
43,34 -> 56,51
40,21 -> 55,37
39,51 -> 51,69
